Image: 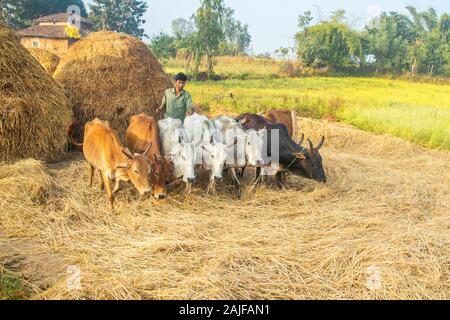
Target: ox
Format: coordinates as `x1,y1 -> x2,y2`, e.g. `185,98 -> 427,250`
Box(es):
213,115 -> 267,198
158,117 -> 196,190
126,113 -> 173,200
183,112 -> 234,194
235,113 -> 326,188
69,118 -> 151,209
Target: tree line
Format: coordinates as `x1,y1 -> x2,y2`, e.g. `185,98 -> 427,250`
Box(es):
295,7 -> 450,77
149,0 -> 251,79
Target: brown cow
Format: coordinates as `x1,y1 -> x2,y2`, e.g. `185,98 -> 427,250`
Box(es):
126,113 -> 173,200
69,118 -> 151,209
264,109 -> 297,138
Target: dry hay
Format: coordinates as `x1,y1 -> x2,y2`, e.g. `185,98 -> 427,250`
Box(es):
27,48 -> 60,76
53,31 -> 173,140
0,118 -> 449,299
0,23 -> 72,162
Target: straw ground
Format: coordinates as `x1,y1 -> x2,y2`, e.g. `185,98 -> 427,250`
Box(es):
0,117 -> 448,299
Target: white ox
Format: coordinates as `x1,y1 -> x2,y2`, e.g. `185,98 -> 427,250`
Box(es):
213,115 -> 267,198
158,118 -> 196,188
183,113 -> 234,194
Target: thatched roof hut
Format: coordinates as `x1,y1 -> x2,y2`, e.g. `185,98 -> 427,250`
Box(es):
0,23 -> 73,162
27,47 -> 60,75
53,31 -> 173,139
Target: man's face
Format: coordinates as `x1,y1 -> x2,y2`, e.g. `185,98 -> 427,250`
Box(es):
176,80 -> 187,91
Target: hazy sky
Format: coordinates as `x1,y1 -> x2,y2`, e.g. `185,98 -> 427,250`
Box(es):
84,0 -> 450,54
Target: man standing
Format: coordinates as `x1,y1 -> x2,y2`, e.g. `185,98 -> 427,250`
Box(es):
157,73 -> 195,122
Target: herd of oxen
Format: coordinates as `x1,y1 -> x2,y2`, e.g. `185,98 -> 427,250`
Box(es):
69,110 -> 326,208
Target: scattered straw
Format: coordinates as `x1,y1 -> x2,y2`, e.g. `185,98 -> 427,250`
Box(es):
0,118 -> 448,299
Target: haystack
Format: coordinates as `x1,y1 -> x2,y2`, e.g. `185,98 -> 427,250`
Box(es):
27,48 -> 60,76
0,23 -> 73,162
53,31 -> 173,139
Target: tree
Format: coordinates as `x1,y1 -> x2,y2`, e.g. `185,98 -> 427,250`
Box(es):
194,0 -> 226,78
219,6 -> 251,56
298,11 -> 313,30
0,0 -> 88,29
295,19 -> 363,70
149,32 -> 176,59
89,0 -> 148,39
363,7 -> 450,76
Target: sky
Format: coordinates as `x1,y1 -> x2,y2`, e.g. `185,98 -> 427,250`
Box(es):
84,0 -> 450,54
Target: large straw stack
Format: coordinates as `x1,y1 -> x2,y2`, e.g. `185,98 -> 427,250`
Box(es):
54,31 -> 173,139
0,23 -> 72,162
27,47 -> 60,76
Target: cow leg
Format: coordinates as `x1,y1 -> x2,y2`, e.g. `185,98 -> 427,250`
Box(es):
276,171 -> 284,189
230,168 -> 241,199
113,179 -> 120,194
255,167 -> 262,184
89,165 -> 95,188
239,166 -> 246,177
99,170 -> 104,191
101,171 -> 114,209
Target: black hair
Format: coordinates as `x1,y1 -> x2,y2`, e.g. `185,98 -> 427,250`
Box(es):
174,72 -> 188,81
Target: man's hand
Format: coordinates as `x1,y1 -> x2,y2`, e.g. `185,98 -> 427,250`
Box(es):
186,109 -> 195,116
156,107 -> 164,114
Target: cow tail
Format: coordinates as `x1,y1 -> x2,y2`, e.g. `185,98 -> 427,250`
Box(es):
67,120 -> 83,150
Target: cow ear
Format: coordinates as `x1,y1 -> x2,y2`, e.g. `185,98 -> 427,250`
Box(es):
116,163 -> 129,170
122,147 -> 133,159
292,152 -> 306,160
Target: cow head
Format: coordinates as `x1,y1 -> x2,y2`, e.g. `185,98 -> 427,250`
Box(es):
119,145 -> 152,196
290,135 -> 326,183
245,129 -> 266,167
307,136 -> 326,183
168,137 -> 196,183
149,155 -> 174,200
201,137 -> 234,182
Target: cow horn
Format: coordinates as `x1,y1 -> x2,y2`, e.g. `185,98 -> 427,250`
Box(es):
122,147 -> 134,159
316,136 -> 325,150
143,142 -> 152,157
298,133 -> 304,146
239,118 -> 247,125
307,138 -> 314,151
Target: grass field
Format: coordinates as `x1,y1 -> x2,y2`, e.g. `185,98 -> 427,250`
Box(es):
184,77 -> 450,150
163,56 -> 284,80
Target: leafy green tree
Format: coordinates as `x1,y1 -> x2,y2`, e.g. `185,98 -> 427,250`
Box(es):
363,7 -> 450,76
89,0 -> 148,39
194,0 -> 225,78
149,32 -> 176,59
219,6 -> 251,55
0,0 -> 87,29
295,19 -> 363,70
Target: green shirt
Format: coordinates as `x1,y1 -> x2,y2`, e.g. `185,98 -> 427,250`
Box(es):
161,88 -> 194,122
